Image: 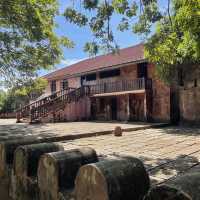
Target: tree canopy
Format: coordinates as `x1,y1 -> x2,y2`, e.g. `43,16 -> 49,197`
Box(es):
0,78 -> 47,113
64,0 -> 200,83
0,0 -> 73,87
1,0 -> 199,86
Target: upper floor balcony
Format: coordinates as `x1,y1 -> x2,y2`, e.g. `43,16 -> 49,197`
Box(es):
88,78 -> 152,96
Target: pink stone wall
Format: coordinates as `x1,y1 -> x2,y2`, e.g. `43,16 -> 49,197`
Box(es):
42,96 -> 91,122
44,79 -> 62,95
121,64 -> 138,79
129,93 -> 145,121
178,65 -> 200,124
68,77 -> 81,88
44,81 -> 51,95
83,64 -> 138,85
0,112 -> 16,119
179,87 -> 200,124
44,77 -> 81,96
148,64 -> 171,122
117,95 -> 129,121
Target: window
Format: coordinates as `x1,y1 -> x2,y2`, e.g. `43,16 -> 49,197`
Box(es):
81,73 -> 96,85
100,98 -> 105,111
61,79 -> 68,90
137,62 -> 148,78
81,76 -> 85,85
86,73 -> 96,81
99,69 -> 120,79
50,80 -> 56,93
81,73 -> 96,82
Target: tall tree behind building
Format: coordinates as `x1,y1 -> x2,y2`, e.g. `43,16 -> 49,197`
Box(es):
0,0 -> 73,87
64,0 -> 200,84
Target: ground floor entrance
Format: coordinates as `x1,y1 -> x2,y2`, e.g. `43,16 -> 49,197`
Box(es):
91,92 -> 149,122
111,97 -> 117,120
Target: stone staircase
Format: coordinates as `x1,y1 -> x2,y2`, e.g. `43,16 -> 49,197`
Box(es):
16,86 -> 90,123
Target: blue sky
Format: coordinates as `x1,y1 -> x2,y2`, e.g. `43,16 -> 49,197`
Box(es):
41,0 -> 167,76
41,0 -> 143,76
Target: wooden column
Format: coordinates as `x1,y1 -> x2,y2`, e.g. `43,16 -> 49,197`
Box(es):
106,98 -> 111,120
126,94 -> 130,121
75,157 -> 150,200
144,89 -> 153,122
144,92 -> 147,121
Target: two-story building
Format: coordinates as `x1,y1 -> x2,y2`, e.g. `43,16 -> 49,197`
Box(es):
17,43 -> 171,123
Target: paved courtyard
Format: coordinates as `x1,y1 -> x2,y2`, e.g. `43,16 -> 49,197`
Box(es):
1,119 -> 200,186
0,119 -> 160,139
59,126 -> 200,185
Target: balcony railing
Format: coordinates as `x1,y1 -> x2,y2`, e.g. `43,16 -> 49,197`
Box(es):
89,78 -> 152,95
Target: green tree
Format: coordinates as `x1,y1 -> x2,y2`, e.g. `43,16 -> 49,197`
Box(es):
0,90 -> 7,111
14,78 -> 48,99
0,78 -> 47,113
0,91 -> 16,113
64,0 -> 200,83
145,0 -> 200,83
0,0 -> 73,86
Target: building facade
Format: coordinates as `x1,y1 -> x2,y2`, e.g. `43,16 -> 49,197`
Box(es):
179,65 -> 200,124
17,44 -> 171,123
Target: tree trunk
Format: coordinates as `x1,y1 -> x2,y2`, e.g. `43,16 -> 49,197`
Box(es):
38,147 -> 98,200
75,156 -> 150,200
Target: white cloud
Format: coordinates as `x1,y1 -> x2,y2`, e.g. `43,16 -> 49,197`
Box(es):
60,58 -> 86,66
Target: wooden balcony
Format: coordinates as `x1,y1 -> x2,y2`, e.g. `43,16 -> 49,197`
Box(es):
16,78 -> 152,122
89,78 -> 152,95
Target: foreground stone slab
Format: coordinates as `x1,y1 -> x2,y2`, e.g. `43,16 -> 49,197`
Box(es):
38,147 -> 98,200
144,172 -> 200,200
75,157 -> 150,200
12,143 -> 64,200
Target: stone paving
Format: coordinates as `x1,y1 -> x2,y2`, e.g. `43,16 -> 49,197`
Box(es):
58,126 -> 200,185
1,119 -> 200,186
0,119 -> 161,139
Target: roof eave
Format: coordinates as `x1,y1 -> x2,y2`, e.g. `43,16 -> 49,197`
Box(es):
70,58 -> 147,78
44,58 -> 148,81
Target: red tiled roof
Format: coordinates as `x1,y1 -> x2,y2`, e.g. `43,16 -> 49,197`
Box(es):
44,43 -> 145,80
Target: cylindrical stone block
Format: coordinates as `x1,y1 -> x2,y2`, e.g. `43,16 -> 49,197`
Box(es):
0,137 -> 43,178
14,142 -> 64,178
75,156 -> 150,200
144,172 -> 200,200
12,142 -> 63,200
0,135 -> 68,178
38,147 -> 98,200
